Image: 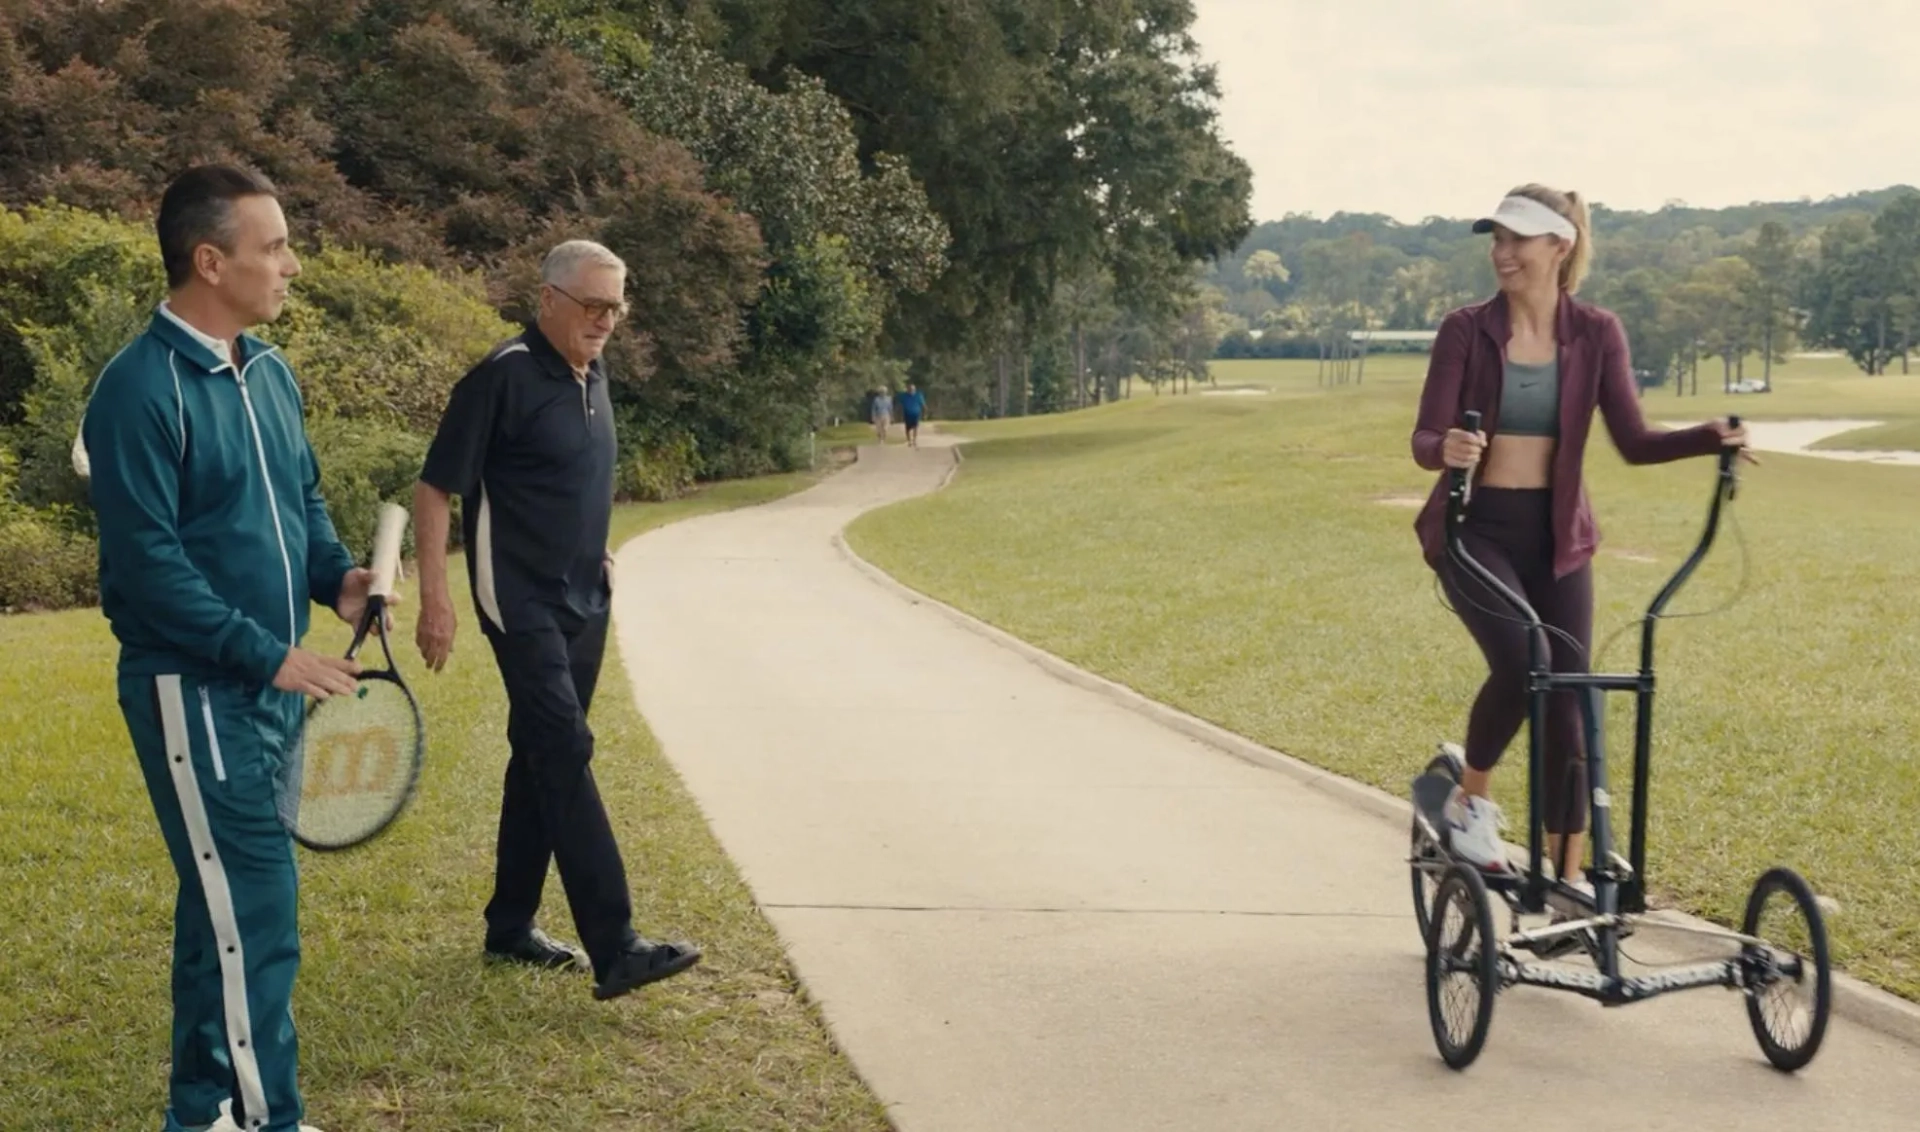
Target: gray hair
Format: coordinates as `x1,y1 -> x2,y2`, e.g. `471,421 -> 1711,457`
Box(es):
541,239 -> 626,288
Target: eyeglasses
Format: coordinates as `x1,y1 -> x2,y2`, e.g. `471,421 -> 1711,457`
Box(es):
549,284 -> 630,323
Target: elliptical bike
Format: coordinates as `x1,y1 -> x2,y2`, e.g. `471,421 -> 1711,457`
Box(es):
1408,411 -> 1832,1072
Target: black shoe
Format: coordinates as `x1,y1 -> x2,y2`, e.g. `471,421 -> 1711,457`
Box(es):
485,927 -> 585,971
592,937 -> 703,1001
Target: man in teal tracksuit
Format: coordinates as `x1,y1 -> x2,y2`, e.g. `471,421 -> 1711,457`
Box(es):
80,165 -> 370,1132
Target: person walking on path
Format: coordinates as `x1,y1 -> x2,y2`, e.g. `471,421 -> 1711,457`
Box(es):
81,164 -> 368,1132
870,386 -> 894,443
899,383 -> 927,448
411,239 -> 702,1002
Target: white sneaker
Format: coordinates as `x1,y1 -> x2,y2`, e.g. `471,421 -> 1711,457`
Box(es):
206,1099 -> 325,1132
1442,789 -> 1512,873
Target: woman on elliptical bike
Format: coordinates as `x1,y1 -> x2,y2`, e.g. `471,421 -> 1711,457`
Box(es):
1408,183 -> 1753,903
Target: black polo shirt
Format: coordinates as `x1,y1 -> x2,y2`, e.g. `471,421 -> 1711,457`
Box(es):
421,324 -> 617,634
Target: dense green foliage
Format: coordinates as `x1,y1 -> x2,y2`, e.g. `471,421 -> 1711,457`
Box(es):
0,202 -> 515,609
0,0 -> 905,475
670,0 -> 1258,413
0,0 -> 1259,606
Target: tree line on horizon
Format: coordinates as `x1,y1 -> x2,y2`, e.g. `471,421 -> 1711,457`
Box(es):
1206,186 -> 1920,391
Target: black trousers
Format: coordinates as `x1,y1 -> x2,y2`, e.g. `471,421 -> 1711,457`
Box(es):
481,610 -> 636,975
1436,487 -> 1594,836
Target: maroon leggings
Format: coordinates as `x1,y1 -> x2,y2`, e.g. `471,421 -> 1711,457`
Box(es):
1437,487 -> 1593,836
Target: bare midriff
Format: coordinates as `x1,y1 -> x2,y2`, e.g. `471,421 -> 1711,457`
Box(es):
1480,434 -> 1555,488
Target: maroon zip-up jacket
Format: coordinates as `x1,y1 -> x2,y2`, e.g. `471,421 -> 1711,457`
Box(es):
1410,290 -> 1725,580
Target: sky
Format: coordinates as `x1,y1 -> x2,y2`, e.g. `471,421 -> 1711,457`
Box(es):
1188,0 -> 1920,225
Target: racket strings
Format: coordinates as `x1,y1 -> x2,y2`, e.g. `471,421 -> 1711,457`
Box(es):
285,677 -> 421,848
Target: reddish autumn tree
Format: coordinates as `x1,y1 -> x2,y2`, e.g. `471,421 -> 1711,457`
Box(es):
0,0 -> 771,429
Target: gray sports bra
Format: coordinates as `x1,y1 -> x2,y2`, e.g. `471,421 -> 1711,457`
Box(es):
1500,356 -> 1560,438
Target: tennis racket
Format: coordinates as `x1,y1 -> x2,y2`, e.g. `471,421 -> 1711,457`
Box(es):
281,502 -> 425,851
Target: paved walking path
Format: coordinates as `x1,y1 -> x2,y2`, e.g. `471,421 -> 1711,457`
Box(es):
1661,417 -> 1920,466
612,435 -> 1920,1131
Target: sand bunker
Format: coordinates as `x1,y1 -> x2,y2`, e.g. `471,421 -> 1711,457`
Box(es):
1659,418 -> 1920,467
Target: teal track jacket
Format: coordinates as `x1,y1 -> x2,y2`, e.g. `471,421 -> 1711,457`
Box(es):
81,309 -> 355,684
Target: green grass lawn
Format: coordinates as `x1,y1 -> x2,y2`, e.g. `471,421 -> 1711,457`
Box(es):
0,471 -> 889,1132
849,356 -> 1920,1001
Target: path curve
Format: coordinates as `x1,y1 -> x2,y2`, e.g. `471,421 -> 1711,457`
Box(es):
612,436 -> 1920,1131
1660,417 -> 1920,466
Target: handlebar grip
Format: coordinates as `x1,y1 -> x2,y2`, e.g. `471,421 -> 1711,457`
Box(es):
1718,414 -> 1743,494
1721,415 -> 1743,462
1450,411 -> 1482,500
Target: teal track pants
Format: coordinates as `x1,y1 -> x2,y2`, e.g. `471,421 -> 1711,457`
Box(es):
119,673 -> 307,1132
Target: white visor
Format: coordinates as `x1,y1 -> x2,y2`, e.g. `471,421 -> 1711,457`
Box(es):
1471,195 -> 1577,244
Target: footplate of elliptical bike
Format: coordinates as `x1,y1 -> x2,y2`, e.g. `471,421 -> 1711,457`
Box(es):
1411,771 -> 1523,896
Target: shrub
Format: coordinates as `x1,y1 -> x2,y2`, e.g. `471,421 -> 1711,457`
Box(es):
271,246 -> 516,434
0,203 -> 164,427
0,448 -> 96,611
0,513 -> 98,611
612,408 -> 698,502
305,414 -> 432,564
0,202 -> 518,606
8,278 -> 152,521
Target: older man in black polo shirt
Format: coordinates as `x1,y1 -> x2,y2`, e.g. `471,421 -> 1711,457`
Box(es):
411,239 -> 701,1001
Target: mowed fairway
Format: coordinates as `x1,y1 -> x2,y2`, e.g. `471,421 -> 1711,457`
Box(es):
847,355 -> 1920,1001
0,473 -> 888,1132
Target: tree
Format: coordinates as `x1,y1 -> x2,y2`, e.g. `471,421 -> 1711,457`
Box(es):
1055,267 -> 1118,409
1661,279 -> 1714,396
1592,267 -> 1678,390
516,7 -> 954,454
690,0 -> 1253,397
1384,258 -> 1459,330
0,0 -> 797,475
1242,249 -> 1290,296
1871,193 -> 1920,373
1293,232 -> 1397,383
1739,221 -> 1799,390
1168,281 -> 1230,391
1682,258 -> 1760,391
1799,198 -> 1920,376
1891,293 -> 1920,375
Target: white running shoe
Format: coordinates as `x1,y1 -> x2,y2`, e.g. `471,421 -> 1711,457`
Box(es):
1442,789 -> 1512,874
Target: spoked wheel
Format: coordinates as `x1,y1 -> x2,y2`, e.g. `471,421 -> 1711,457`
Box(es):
1410,749 -> 1465,941
1425,862 -> 1499,1070
1741,867 -> 1832,1072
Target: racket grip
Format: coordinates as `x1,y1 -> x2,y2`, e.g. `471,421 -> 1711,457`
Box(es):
370,503 -> 409,599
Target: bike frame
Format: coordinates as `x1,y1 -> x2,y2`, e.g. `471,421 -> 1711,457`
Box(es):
1442,410 -> 1741,949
